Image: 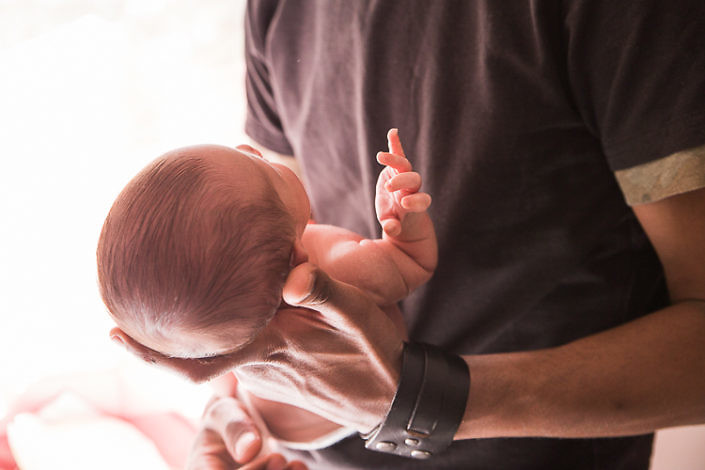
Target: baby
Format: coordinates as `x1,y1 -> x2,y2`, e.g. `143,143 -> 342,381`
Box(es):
97,129 -> 436,363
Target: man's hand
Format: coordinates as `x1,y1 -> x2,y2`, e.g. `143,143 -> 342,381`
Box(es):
235,263 -> 405,432
111,263 -> 404,433
187,396 -> 307,470
375,128 -> 432,239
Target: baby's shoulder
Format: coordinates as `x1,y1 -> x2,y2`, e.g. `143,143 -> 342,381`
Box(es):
301,223 -> 365,265
302,223 -> 363,244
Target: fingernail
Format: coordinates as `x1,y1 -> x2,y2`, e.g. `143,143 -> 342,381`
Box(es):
300,267 -> 317,302
110,335 -> 125,348
283,264 -> 318,305
235,431 -> 258,460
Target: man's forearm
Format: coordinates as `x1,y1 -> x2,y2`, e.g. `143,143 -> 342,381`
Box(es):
456,301 -> 705,439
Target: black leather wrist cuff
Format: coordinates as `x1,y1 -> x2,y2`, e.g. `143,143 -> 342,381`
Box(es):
361,342 -> 470,459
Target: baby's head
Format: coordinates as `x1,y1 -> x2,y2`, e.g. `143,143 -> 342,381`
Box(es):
97,144 -> 310,359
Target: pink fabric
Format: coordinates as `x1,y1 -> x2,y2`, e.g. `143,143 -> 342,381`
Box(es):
0,374 -> 197,470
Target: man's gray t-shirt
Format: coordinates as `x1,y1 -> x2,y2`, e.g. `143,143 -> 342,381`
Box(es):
245,1 -> 705,468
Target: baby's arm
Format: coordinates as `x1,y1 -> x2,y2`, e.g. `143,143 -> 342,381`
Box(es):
375,128 -> 437,281
303,129 -> 437,305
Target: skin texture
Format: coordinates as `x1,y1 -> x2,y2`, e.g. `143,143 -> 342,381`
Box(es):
130,134 -> 433,358
112,136 -> 705,464
110,131 -> 434,467
455,186 -> 705,439
176,161 -> 705,465
185,395 -> 308,470
103,142 -> 312,359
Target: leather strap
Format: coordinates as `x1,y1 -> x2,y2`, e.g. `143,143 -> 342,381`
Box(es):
361,342 -> 470,459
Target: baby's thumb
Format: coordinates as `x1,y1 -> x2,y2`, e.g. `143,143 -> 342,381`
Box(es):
381,218 -> 402,237
231,428 -> 261,464
205,397 -> 263,464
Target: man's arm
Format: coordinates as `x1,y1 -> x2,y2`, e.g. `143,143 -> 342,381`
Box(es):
135,148 -> 705,441
243,140 -> 705,438
454,186 -> 705,438
121,186 -> 705,439
268,185 -> 705,437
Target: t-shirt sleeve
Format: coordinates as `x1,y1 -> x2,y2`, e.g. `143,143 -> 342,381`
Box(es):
244,0 -> 294,155
615,144 -> 705,205
565,0 -> 705,175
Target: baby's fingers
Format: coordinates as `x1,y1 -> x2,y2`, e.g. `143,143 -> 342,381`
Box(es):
387,128 -> 406,157
384,171 -> 422,193
377,152 -> 412,174
401,193 -> 432,212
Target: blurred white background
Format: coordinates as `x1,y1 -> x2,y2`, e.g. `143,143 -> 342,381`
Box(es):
0,0 -> 246,468
0,1 -> 703,469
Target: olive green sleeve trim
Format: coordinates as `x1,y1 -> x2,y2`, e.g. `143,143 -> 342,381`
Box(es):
614,144 -> 705,206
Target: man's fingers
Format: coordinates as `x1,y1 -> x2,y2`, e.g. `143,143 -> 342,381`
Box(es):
387,128 -> 406,157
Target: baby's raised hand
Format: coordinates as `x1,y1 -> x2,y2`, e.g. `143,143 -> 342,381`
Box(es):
375,129 -> 431,238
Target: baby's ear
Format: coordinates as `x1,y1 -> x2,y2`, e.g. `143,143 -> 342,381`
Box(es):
110,327 -> 164,365
109,327 -> 242,384
235,144 -> 264,158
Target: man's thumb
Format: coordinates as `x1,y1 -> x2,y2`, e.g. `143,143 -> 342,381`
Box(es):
282,262 -> 379,333
282,263 -> 332,307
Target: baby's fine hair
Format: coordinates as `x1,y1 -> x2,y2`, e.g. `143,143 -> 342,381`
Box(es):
97,153 -> 295,356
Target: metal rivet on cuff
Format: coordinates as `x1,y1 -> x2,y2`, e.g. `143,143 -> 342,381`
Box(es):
411,450 -> 432,459
375,441 -> 397,452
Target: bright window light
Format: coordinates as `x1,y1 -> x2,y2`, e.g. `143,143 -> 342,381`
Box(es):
0,1 -> 246,468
